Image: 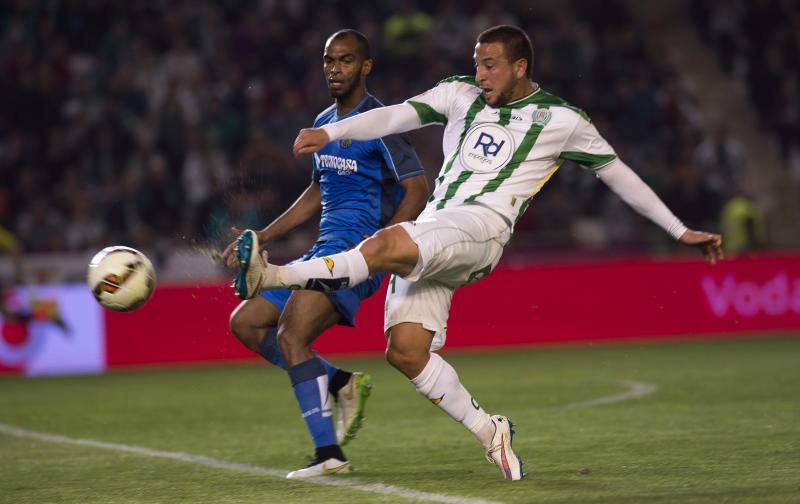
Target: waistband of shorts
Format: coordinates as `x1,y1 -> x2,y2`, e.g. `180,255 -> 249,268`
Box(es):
460,201 -> 513,230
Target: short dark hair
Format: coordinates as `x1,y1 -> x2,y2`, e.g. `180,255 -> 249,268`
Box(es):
328,29 -> 371,60
477,25 -> 534,78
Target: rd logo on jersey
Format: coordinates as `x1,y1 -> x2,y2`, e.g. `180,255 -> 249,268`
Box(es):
459,123 -> 515,173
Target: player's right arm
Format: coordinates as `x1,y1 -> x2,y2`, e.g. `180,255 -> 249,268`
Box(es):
222,182 -> 321,268
294,104 -> 421,157
294,78 -> 462,157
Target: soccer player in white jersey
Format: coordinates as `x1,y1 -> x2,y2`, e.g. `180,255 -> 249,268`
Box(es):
233,25 -> 723,481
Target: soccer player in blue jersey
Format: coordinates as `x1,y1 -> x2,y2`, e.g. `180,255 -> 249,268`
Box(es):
222,29 -> 428,478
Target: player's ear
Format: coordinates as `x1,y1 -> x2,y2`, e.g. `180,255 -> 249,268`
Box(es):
514,58 -> 527,79
361,58 -> 373,77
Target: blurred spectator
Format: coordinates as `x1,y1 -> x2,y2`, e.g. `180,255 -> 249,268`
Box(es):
693,126 -> 745,199
691,0 -> 800,164
720,194 -> 766,254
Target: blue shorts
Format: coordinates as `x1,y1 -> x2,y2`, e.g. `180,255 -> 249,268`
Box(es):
261,238 -> 384,327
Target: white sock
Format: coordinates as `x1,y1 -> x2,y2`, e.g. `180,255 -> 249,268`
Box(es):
274,249 -> 369,292
411,352 -> 494,448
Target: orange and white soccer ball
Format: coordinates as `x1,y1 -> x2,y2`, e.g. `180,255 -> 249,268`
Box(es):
87,246 -> 156,312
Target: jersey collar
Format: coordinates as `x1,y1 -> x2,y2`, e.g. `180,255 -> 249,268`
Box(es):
505,84 -> 542,109
336,94 -> 372,120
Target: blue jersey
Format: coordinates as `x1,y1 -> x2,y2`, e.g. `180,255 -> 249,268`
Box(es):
312,95 -> 424,243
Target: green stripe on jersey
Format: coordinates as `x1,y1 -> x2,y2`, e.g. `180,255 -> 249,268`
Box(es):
432,94 -> 489,206
464,105 -> 551,204
407,100 -> 447,125
443,94 -> 485,175
436,171 -> 473,209
429,93 -> 486,203
559,151 -> 617,169
498,107 -> 511,126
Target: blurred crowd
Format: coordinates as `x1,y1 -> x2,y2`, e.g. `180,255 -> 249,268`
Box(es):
690,0 -> 799,176
0,0 -> 755,262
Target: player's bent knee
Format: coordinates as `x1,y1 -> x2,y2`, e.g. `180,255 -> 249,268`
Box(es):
359,226 -> 417,275
229,311 -> 260,353
385,345 -> 426,377
276,328 -> 306,357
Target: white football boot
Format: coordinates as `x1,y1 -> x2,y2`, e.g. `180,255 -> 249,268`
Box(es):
285,457 -> 352,479
231,229 -> 270,300
335,372 -> 373,446
485,415 -> 525,481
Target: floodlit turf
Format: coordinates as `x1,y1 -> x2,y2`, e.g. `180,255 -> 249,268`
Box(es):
1,336 -> 799,503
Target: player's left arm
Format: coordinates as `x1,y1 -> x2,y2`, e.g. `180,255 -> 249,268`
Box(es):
596,160 -> 723,264
378,133 -> 429,226
563,114 -> 723,264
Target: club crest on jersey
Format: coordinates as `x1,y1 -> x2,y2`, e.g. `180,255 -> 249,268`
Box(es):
339,139 -> 351,148
533,108 -> 552,126
459,123 -> 515,173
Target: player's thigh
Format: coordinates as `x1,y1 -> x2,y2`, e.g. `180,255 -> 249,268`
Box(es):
278,290 -> 341,344
399,208 -> 510,286
230,297 -> 280,333
385,275 -> 453,352
358,224 -> 420,276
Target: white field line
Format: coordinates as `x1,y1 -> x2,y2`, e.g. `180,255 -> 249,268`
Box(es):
0,423 -> 502,504
557,380 -> 658,410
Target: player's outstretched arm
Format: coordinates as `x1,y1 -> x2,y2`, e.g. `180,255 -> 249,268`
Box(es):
293,103 -> 422,158
221,182 -> 322,268
596,159 -> 723,265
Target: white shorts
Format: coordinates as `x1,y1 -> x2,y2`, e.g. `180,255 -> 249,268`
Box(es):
384,204 -> 511,350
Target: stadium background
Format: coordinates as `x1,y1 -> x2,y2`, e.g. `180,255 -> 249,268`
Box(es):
0,1 -> 798,502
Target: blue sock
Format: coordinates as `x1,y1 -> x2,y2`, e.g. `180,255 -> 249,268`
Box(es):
258,328 -> 286,369
259,328 -> 339,381
287,357 -> 338,449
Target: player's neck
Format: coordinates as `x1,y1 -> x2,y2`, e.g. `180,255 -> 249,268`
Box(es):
508,80 -> 538,104
336,88 -> 368,117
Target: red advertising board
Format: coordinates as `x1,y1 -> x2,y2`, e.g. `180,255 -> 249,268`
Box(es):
103,254 -> 800,367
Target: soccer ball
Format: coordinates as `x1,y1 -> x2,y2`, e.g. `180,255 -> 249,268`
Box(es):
87,246 -> 156,312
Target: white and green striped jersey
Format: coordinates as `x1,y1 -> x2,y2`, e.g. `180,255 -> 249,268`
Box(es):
406,75 -> 617,225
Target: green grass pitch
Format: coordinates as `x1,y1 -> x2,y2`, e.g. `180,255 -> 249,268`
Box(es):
1,336 -> 798,503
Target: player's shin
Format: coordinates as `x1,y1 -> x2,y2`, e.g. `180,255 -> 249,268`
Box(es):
287,357 -> 345,460
410,352 -> 495,448
259,329 -> 347,394
276,249 -> 369,293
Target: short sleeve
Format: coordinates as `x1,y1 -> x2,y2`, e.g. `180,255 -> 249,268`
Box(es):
311,154 -> 320,182
405,77 -> 473,126
377,133 -> 425,181
559,115 -> 617,170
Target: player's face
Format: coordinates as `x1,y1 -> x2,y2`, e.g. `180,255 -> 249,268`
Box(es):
474,42 -> 525,107
323,37 -> 371,99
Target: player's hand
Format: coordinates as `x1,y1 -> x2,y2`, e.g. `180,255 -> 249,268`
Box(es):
293,128 -> 330,158
679,230 -> 724,265
221,227 -> 245,269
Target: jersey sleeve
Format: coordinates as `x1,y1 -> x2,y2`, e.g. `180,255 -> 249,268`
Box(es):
405,78 -> 468,126
377,133 -> 425,181
559,114 -> 617,170
311,154 -> 320,182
